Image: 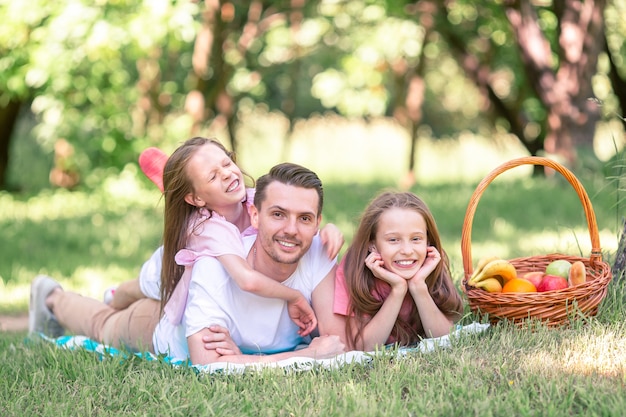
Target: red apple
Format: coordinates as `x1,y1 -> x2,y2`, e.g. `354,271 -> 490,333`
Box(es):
522,271 -> 545,289
536,274 -> 568,292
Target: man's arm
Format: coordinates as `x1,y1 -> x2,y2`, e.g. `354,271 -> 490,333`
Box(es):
188,328 -> 344,365
200,325 -> 241,356
310,266 -> 349,345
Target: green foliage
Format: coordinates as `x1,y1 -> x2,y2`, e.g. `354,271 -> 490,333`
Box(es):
3,0 -> 625,191
0,0 -> 199,184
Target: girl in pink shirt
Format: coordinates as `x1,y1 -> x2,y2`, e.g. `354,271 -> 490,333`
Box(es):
332,191 -> 463,351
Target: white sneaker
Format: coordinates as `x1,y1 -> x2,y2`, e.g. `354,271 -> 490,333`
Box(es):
28,275 -> 65,338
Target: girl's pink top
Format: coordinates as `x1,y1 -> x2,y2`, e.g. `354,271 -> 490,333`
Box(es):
333,257 -> 415,344
164,188 -> 257,325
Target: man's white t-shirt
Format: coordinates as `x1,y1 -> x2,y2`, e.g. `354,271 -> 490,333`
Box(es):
152,234 -> 336,362
138,245 -> 163,300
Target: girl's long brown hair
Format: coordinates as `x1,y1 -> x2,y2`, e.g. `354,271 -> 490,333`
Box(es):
343,191 -> 463,350
158,137 -> 253,313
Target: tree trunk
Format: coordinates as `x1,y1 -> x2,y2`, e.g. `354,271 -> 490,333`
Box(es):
605,34 -> 626,119
0,99 -> 22,190
280,0 -> 305,162
395,1 -> 436,189
506,0 -> 606,166
188,0 -> 220,138
437,2 -> 547,176
613,219 -> 626,281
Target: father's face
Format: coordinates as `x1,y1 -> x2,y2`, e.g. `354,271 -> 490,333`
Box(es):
250,181 -> 321,265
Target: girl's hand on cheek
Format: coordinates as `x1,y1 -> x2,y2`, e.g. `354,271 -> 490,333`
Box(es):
365,252 -> 406,289
411,246 -> 441,284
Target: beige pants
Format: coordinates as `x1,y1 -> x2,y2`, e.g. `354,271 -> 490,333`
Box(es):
51,291 -> 160,353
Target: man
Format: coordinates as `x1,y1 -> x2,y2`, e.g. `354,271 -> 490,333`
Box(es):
29,163 -> 345,365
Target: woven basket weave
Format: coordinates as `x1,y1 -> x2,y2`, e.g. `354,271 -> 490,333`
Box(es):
461,156 -> 613,327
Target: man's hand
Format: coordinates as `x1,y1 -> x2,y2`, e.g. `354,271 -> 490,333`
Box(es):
201,325 -> 241,356
288,296 -> 318,337
304,335 -> 346,358
319,223 -> 345,259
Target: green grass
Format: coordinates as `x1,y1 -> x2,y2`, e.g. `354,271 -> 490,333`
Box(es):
0,168 -> 165,314
2,308 -> 626,416
1,132 -> 625,415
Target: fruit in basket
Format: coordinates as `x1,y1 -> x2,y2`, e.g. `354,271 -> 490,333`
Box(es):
473,277 -> 503,293
468,258 -> 517,286
522,271 -> 545,289
545,260 -> 572,279
536,274 -> 568,292
568,261 -> 586,286
469,256 -> 500,283
502,278 -> 537,293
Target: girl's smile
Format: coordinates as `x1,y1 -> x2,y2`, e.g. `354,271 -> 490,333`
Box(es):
372,207 -> 428,280
185,143 -> 247,213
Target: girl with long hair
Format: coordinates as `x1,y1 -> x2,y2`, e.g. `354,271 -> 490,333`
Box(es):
333,191 -> 463,351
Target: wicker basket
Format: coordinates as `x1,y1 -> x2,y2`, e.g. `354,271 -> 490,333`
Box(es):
461,156 -> 613,327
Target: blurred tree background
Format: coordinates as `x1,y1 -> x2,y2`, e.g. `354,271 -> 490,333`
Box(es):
0,0 -> 624,192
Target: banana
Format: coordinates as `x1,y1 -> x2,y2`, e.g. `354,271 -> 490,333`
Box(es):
473,277 -> 503,293
469,255 -> 500,284
469,259 -> 517,285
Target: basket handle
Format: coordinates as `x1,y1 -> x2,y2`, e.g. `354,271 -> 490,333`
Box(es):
461,156 -> 603,278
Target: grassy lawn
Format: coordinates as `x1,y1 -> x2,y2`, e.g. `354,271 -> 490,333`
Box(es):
2,307 -> 625,416
1,124 -> 625,415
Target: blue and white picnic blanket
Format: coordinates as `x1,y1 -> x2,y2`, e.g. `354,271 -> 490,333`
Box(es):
37,322 -> 490,374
